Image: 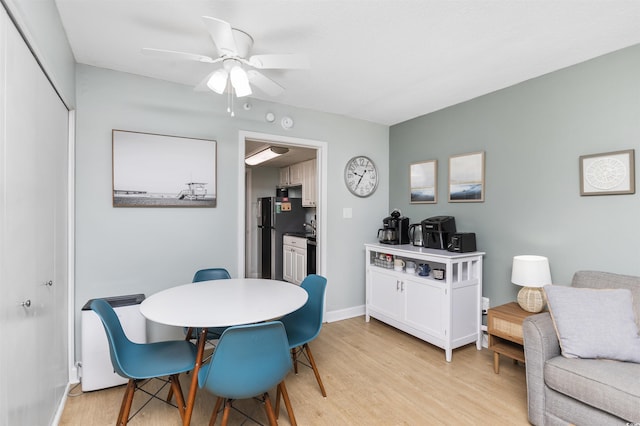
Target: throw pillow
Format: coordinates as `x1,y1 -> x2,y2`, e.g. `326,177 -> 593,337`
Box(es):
544,285 -> 640,363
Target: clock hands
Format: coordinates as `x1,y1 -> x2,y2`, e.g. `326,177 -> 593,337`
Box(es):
355,169 -> 367,189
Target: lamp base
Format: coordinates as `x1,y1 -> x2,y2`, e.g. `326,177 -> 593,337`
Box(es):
517,286 -> 545,313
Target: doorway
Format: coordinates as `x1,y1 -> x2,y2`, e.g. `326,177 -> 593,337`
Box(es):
236,131 -> 327,280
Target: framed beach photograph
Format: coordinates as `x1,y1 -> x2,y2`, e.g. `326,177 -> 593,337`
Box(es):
448,151 -> 485,202
579,149 -> 635,196
410,160 -> 437,203
112,130 -> 217,207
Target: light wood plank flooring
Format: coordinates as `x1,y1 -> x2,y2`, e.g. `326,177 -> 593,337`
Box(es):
60,316 -> 530,425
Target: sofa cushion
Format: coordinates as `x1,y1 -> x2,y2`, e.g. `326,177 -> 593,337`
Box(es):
572,270 -> 640,330
544,285 -> 640,362
545,357 -> 640,422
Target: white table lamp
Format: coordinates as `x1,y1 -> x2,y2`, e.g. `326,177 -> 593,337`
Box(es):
511,255 -> 552,313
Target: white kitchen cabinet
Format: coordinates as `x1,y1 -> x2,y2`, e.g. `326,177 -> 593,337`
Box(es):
289,162 -> 304,186
365,243 -> 484,362
301,159 -> 317,207
283,236 -> 307,284
279,166 -> 291,186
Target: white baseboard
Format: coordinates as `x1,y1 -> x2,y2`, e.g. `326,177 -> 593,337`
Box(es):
51,382 -> 72,426
324,304 -> 365,323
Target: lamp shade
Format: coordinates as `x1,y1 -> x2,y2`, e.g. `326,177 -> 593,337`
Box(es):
206,69 -> 228,94
511,255 -> 552,288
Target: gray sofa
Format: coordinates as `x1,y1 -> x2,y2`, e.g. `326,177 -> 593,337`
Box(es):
522,270 -> 640,426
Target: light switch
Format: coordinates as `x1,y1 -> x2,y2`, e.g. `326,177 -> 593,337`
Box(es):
343,207 -> 352,219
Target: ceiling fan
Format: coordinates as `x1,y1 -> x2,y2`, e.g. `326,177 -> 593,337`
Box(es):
142,16 -> 310,105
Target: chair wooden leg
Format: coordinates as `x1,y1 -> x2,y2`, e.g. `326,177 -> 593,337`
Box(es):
263,392 -> 278,426
185,327 -> 194,341
209,397 -> 224,426
291,348 -> 299,374
277,381 -> 297,426
275,384 -> 281,418
220,399 -> 232,426
184,328 -> 208,426
304,343 -> 327,397
170,374 -> 187,420
117,379 -> 136,425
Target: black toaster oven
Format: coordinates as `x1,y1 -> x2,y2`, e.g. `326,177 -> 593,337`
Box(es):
447,232 -> 477,253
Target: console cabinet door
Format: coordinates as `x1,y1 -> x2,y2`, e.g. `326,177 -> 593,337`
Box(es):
369,269 -> 402,320
403,278 -> 445,338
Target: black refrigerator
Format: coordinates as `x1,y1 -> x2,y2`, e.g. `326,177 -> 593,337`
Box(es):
257,197 -> 306,280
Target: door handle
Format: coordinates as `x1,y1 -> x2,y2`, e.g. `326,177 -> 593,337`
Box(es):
21,299 -> 31,308
44,280 -> 53,286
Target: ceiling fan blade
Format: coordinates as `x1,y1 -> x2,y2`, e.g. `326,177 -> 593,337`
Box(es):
247,70 -> 284,97
202,16 -> 238,56
141,47 -> 219,64
249,54 -> 310,70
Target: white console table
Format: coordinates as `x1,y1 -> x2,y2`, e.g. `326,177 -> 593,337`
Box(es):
365,243 -> 485,362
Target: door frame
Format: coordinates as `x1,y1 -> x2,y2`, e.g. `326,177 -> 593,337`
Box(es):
237,130 -> 327,279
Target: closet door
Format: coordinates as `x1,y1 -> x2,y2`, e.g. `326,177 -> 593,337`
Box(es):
0,9 -> 69,425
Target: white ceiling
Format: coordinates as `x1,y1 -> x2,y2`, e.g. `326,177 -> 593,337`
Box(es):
55,0 -> 640,126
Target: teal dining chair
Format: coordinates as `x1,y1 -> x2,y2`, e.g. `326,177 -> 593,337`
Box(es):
278,274 -> 328,400
90,298 -> 197,425
185,267 -> 231,341
198,321 -> 297,426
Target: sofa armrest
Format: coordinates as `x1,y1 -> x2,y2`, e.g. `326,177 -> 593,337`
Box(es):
523,312 -> 561,426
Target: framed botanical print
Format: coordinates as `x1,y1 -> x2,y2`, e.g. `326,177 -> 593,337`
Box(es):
579,149 -> 635,196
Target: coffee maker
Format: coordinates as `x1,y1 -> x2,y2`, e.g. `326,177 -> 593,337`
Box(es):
421,216 -> 456,250
378,209 -> 410,245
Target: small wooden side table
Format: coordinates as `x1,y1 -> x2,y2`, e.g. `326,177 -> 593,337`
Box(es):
487,302 -> 537,373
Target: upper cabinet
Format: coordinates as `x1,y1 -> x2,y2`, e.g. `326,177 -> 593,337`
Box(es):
279,160 -> 317,207
279,163 -> 303,186
301,159 -> 317,207
279,166 -> 290,186
289,162 -> 304,186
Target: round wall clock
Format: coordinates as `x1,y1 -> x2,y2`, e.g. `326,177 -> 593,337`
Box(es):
344,155 -> 378,197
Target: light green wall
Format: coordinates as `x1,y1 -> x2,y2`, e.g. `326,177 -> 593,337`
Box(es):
390,44 -> 640,307
74,65 -> 388,351
3,0 -> 76,106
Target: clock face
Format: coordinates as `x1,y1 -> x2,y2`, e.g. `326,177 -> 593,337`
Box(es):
344,156 -> 378,197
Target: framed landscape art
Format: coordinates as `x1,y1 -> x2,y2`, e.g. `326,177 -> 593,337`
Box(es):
410,160 -> 437,203
112,130 -> 217,207
448,151 -> 485,202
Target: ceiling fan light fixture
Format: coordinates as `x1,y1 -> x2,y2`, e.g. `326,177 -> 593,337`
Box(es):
230,65 -> 252,97
245,146 -> 289,166
206,69 -> 228,94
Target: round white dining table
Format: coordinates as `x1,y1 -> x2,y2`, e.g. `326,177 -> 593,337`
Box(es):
139,278 -> 308,426
140,278 -> 308,328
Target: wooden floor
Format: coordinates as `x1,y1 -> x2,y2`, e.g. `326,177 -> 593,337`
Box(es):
60,316 -> 530,425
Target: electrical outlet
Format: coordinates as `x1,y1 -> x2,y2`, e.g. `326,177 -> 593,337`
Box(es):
482,297 -> 490,314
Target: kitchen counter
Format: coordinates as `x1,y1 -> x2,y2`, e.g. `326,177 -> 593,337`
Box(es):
284,232 -> 316,244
